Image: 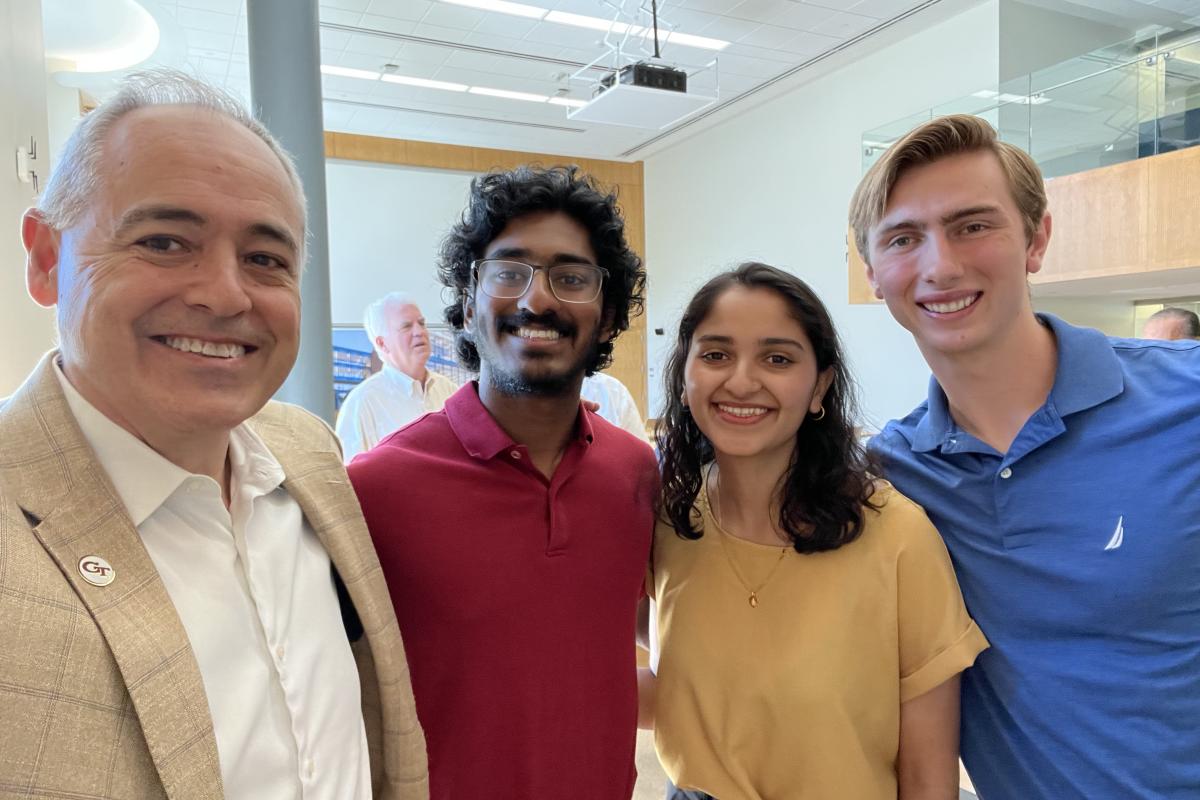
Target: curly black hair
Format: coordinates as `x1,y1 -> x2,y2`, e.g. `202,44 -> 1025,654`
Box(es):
656,262 -> 881,554
437,165 -> 645,374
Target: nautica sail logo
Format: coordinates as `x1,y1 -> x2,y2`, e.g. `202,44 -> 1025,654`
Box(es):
1104,516 -> 1124,551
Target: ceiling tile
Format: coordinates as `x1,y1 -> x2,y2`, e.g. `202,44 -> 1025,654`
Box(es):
323,0 -> 372,12
185,30 -> 237,57
716,51 -> 787,77
319,6 -> 365,25
319,28 -> 353,50
178,0 -> 244,13
471,13 -> 541,38
419,3 -> 487,29
809,8 -> 877,38
346,33 -> 403,57
848,0 -> 921,17
679,0 -> 744,14
339,49 -> 397,70
412,21 -> 474,42
780,28 -> 841,55
522,21 -> 609,49
357,13 -> 419,34
736,23 -> 796,48
765,2 -> 838,30
177,7 -> 239,34
394,40 -> 454,66
365,0 -> 434,20
699,15 -> 759,39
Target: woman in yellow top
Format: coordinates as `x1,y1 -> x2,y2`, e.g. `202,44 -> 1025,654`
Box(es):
645,262 -> 988,800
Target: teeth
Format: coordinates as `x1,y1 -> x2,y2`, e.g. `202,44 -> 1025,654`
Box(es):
516,327 -> 562,340
922,295 -> 978,314
164,336 -> 246,359
718,404 -> 768,418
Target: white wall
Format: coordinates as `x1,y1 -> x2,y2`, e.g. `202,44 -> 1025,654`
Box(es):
1035,295 -> 1135,337
325,159 -> 474,326
0,0 -> 53,396
643,1 -> 1000,429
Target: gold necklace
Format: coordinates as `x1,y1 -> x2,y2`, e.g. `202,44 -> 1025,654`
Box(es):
707,468 -> 789,609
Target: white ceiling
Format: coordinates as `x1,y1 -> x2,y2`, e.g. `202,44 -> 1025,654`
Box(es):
51,0 -> 938,160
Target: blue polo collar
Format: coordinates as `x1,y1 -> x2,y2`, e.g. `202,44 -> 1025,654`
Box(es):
911,314 -> 1125,453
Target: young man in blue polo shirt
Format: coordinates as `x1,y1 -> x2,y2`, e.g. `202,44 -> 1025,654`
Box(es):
849,114 -> 1200,798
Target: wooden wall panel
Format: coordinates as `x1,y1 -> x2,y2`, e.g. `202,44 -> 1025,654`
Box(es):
847,232 -> 879,305
324,132 -> 649,417
1147,146 -> 1200,271
1036,157 -> 1149,284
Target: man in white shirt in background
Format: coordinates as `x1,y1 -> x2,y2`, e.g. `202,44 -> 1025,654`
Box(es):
0,70 -> 426,799
581,371 -> 651,443
336,291 -> 458,461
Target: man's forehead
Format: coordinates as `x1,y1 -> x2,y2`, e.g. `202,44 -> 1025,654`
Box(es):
879,153 -> 1006,223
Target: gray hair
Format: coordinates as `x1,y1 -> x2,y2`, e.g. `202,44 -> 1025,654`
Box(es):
38,68 -> 307,259
363,292 -> 421,354
1147,307 -> 1200,338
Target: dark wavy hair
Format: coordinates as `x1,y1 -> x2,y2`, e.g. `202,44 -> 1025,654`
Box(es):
656,262 -> 881,554
437,165 -> 645,373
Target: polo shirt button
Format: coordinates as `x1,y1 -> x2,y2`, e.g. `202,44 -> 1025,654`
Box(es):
1000,467 -> 1013,479
510,450 -> 521,459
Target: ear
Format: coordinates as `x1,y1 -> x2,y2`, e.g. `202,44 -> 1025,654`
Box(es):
865,262 -> 883,301
810,367 -> 835,414
462,290 -> 476,334
373,335 -> 388,354
1025,212 -> 1052,276
23,209 -> 61,308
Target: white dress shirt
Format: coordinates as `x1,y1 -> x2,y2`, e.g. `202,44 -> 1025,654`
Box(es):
335,364 -> 458,462
581,372 -> 650,443
54,363 -> 370,800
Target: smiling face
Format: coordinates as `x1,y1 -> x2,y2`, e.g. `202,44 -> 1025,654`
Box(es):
465,210 -> 609,397
865,150 -> 1051,361
683,286 -> 832,465
23,105 -> 304,442
377,302 -> 430,377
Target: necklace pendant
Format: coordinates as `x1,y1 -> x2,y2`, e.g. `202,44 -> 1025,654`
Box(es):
749,592 -> 758,608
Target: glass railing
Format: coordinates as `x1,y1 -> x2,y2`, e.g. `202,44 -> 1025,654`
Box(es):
862,27 -> 1200,179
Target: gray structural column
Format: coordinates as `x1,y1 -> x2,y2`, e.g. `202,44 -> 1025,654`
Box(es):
246,0 -> 335,423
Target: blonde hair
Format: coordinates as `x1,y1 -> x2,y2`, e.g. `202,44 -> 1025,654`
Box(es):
848,114 -> 1046,264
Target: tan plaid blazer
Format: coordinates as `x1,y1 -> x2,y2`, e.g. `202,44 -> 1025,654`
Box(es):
0,353 -> 428,799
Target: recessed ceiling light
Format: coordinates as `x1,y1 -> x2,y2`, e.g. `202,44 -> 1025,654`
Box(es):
442,0 -> 547,19
468,86 -> 551,102
547,96 -> 587,108
321,65 -> 382,80
381,74 -> 469,92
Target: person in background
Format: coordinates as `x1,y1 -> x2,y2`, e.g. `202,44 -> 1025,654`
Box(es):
1140,306 -> 1200,340
581,370 -> 651,443
645,262 -> 985,800
349,165 -> 656,800
851,113 -> 1200,798
0,69 -> 426,799
336,292 -> 457,461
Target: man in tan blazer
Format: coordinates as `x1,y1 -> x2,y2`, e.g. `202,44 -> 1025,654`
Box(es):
0,70 -> 427,798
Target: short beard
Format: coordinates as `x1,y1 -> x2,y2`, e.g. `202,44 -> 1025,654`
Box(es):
482,321 -> 602,399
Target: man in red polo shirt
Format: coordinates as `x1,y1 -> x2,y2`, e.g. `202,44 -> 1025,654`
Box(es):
348,165 -> 656,799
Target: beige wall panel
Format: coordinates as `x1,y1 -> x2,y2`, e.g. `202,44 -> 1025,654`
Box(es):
1146,146 -> 1200,271
1036,158 -> 1148,283
847,232 -> 880,305
324,132 -> 649,417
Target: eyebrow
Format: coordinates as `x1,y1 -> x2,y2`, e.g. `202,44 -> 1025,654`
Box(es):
114,204 -> 299,255
876,204 -> 1004,239
696,334 -> 806,349
485,246 -> 597,266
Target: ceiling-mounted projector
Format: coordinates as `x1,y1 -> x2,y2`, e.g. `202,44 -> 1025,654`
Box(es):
568,60 -> 716,130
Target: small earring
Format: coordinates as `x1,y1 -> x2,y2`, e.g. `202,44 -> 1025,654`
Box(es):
810,404 -> 826,421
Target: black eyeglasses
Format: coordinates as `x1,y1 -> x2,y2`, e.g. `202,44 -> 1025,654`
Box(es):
472,259 -> 609,304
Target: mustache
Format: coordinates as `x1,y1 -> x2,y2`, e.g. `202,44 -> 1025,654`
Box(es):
497,310 -> 574,336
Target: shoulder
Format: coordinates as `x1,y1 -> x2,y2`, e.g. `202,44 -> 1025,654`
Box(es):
859,482 -> 945,558
251,400 -> 341,455
1108,334 -> 1200,382
348,411 -> 454,479
591,413 -> 655,463
868,404 -> 928,459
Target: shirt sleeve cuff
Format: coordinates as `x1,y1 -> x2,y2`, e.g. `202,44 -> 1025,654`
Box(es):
899,621 -> 990,703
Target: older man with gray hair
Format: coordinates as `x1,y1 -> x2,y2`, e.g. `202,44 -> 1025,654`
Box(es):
0,70 -> 427,798
335,292 -> 457,462
1142,306 -> 1200,341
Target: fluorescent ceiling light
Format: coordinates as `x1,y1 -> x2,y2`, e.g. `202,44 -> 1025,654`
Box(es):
469,86 -> 550,102
382,74 -> 469,92
442,0 -> 547,18
547,96 -> 588,108
321,65 -> 382,80
444,1 -> 728,50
